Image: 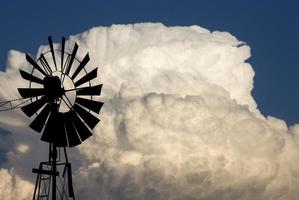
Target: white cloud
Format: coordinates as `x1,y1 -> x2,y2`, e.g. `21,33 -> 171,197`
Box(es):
16,144 -> 29,153
0,23 -> 298,199
0,169 -> 33,200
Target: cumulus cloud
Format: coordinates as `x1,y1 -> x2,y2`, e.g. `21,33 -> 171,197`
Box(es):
0,23 -> 298,200
0,169 -> 33,200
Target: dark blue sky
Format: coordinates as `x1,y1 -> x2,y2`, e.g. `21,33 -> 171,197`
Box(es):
0,0 -> 298,125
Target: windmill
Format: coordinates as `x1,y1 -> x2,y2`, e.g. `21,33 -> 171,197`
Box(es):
0,37 -> 103,199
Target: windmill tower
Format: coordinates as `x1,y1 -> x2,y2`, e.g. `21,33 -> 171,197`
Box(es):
0,37 -> 103,199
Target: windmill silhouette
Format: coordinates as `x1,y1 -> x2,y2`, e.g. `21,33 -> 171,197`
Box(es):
0,36 -> 103,199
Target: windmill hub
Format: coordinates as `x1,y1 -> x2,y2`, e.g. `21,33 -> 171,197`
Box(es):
43,76 -> 65,102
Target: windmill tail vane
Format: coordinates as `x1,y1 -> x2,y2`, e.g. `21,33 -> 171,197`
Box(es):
0,36 -> 103,200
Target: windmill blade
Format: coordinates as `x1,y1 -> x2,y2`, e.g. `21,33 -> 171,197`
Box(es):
61,37 -> 65,71
48,36 -> 57,70
29,104 -> 52,132
73,104 -> 100,129
21,96 -> 47,117
41,107 -> 68,147
40,54 -> 52,74
19,69 -> 44,84
70,53 -> 90,80
18,88 -> 45,98
64,43 -> 78,75
77,84 -> 102,96
26,54 -> 48,76
70,110 -> 92,142
64,111 -> 81,147
74,68 -> 98,87
75,97 -> 103,114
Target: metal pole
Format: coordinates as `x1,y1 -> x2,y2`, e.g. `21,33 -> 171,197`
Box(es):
32,163 -> 41,200
51,144 -> 57,200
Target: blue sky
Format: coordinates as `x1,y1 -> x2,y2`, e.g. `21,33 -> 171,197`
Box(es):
0,0 -> 298,125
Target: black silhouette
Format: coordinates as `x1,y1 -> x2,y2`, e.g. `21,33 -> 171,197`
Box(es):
0,36 -> 103,200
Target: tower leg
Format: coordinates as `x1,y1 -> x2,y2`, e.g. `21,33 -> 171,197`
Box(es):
51,144 -> 57,200
32,144 -> 75,200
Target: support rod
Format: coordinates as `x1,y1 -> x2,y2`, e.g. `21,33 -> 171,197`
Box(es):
51,143 -> 57,200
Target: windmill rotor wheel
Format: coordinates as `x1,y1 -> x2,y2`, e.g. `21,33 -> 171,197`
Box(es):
18,37 -> 103,147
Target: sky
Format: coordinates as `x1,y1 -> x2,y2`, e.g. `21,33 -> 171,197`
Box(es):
0,0 -> 299,125
1,21 -> 295,200
1,1 -> 299,199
